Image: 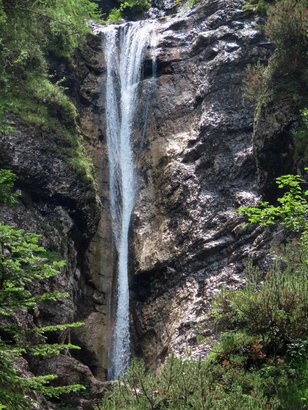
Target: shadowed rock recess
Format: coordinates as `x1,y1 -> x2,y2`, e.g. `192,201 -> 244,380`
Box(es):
0,0 -> 297,405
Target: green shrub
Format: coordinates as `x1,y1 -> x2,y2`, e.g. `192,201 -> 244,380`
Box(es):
29,76 -> 77,129
239,173 -> 308,239
97,355 -> 278,409
0,169 -> 19,204
243,61 -> 267,102
242,0 -> 267,14
120,0 -> 151,12
243,0 -> 307,139
105,0 -> 150,24
106,8 -> 122,24
265,0 -> 307,73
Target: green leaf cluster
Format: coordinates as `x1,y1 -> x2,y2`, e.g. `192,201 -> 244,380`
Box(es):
106,0 -> 150,25
239,173 -> 308,243
119,0 -> 151,11
0,170 -> 19,205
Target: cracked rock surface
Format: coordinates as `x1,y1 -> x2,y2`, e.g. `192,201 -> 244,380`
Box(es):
129,0 -> 276,367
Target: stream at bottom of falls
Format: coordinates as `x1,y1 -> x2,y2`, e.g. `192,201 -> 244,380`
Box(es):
98,20 -> 157,380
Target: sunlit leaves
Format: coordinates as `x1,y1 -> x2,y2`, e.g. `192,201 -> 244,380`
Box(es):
239,173 -> 308,237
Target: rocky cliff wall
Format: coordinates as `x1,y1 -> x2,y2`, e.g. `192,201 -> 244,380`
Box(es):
128,0 -> 278,367
0,112 -> 105,407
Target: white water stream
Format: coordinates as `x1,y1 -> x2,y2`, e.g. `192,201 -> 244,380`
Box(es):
103,21 -> 156,379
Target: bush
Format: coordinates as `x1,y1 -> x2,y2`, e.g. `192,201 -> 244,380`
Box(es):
265,0 -> 307,73
106,0 -> 150,23
0,169 -> 19,204
106,8 -> 122,24
243,61 -> 267,102
243,0 -> 307,135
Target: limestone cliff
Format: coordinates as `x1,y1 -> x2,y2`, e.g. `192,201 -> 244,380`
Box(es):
127,0 -> 293,367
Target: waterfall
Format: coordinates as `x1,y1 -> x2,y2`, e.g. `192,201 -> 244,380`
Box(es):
103,21 -> 156,380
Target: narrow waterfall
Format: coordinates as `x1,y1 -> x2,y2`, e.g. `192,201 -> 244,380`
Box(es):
103,22 -> 156,380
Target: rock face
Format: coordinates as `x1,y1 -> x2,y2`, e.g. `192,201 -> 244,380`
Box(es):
75,33 -> 116,380
128,0 -> 276,367
0,113 -> 105,404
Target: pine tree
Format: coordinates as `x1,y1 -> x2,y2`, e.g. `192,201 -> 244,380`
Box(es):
0,169 -> 85,409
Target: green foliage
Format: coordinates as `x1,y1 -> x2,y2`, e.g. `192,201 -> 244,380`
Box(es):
0,0 -> 99,179
239,173 -> 308,247
106,8 -> 122,24
106,0 -> 150,24
265,0 -> 307,74
242,61 -> 267,101
0,169 -> 19,204
243,0 -> 307,146
99,244 -> 307,409
242,0 -> 267,14
0,0 -> 100,68
213,256 -> 307,354
210,246 -> 308,408
28,76 -> 78,129
0,170 -> 85,409
0,225 -> 64,313
97,355 -> 277,409
120,0 -> 151,11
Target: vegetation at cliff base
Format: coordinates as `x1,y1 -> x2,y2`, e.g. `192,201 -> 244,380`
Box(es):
0,169 -> 85,409
97,174 -> 308,409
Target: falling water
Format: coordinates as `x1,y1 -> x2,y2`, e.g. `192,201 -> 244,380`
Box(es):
103,21 -> 156,380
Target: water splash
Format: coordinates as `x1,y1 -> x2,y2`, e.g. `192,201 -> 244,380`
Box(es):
103,21 -> 156,380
